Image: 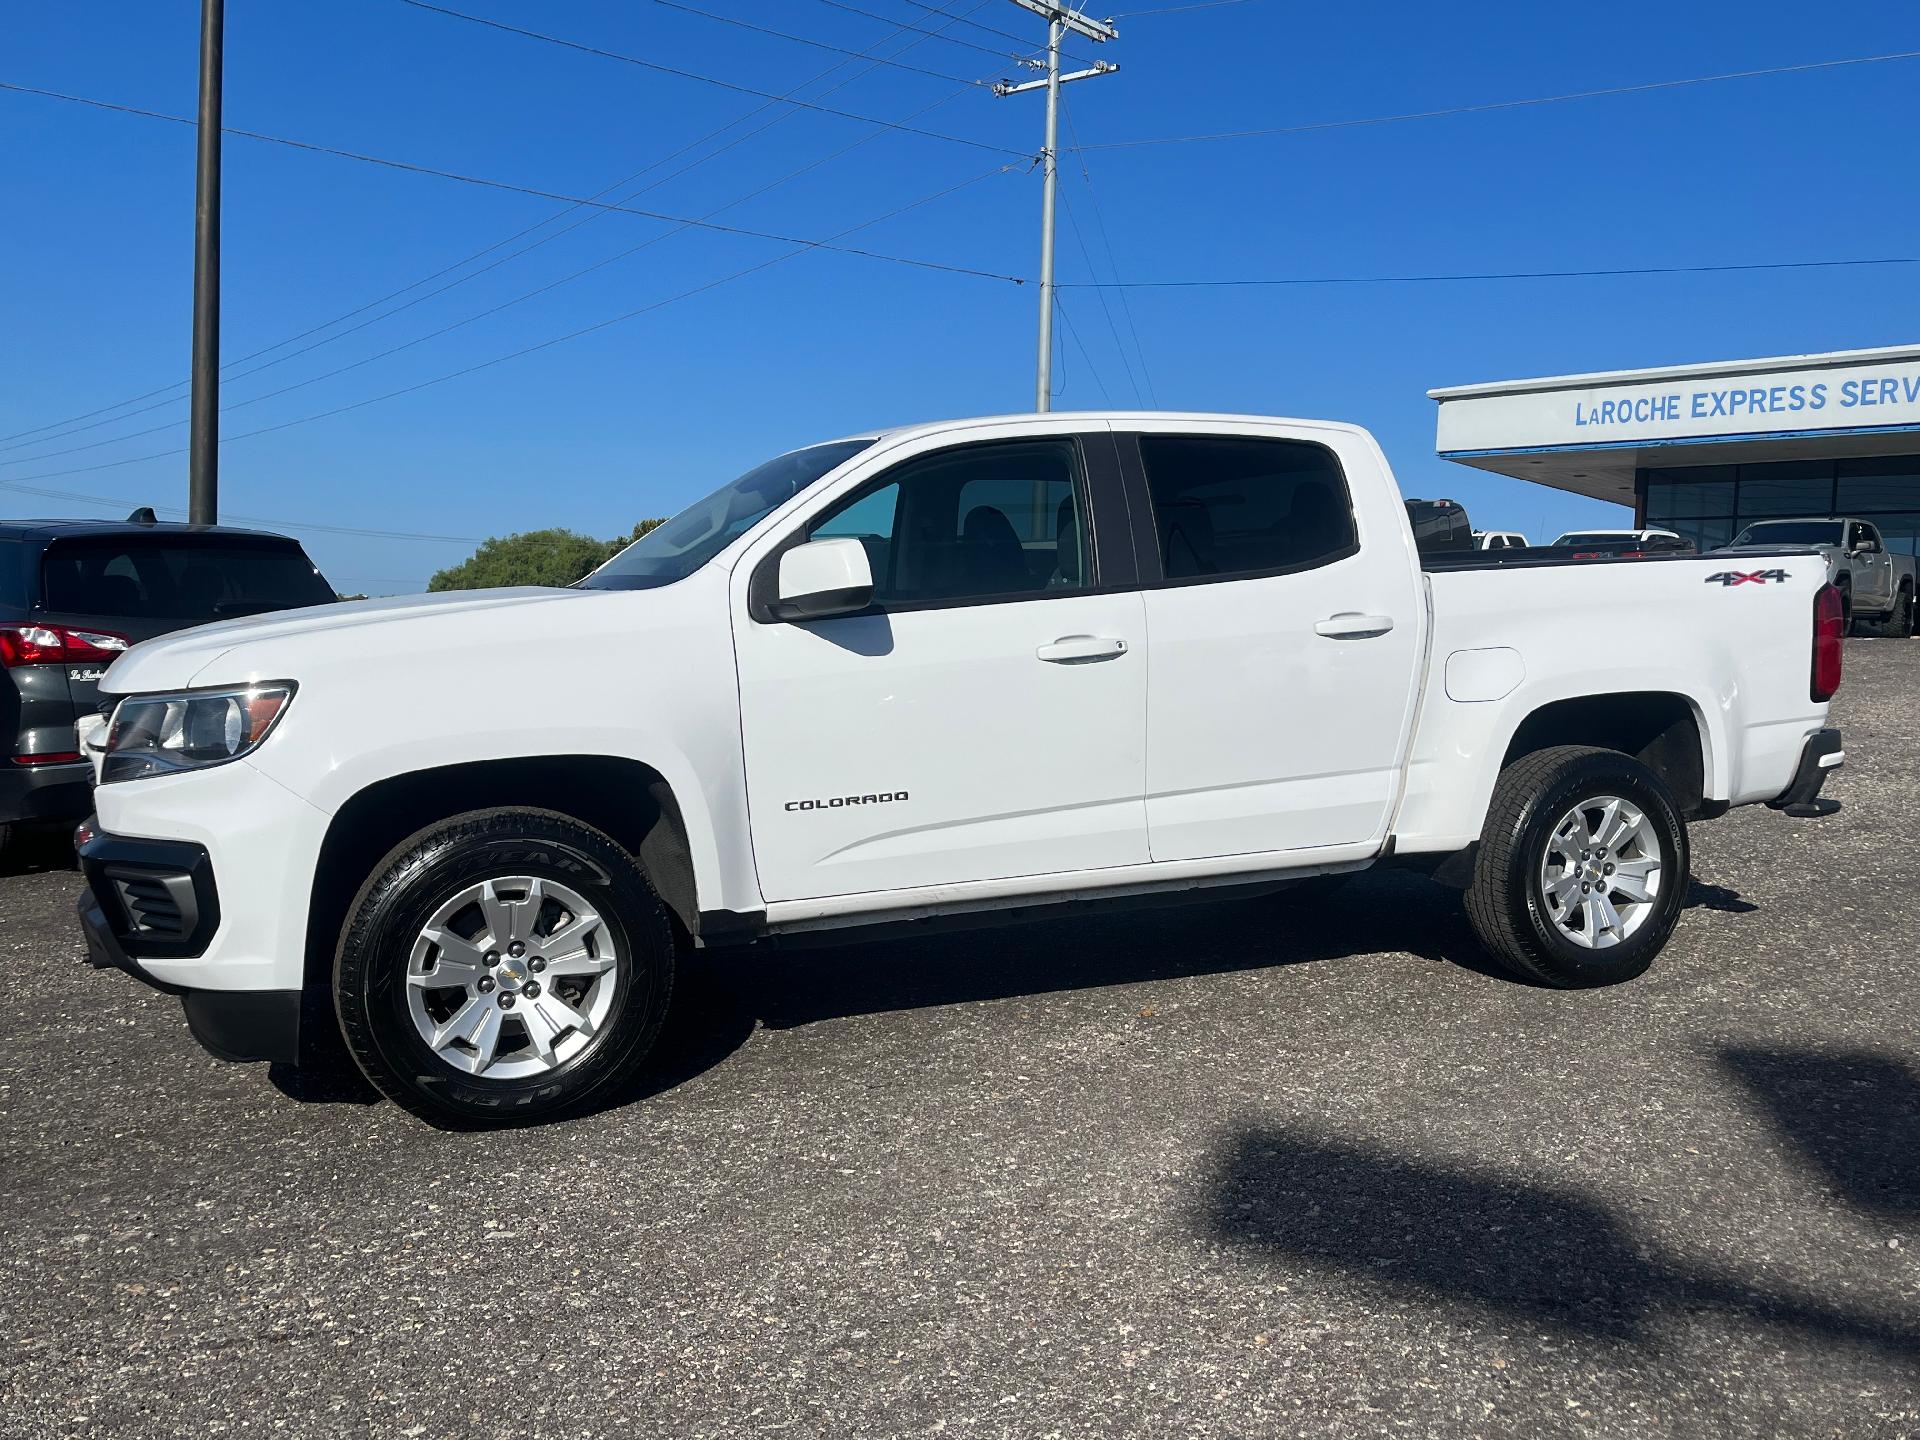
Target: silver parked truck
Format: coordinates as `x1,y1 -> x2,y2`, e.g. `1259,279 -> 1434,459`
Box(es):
1720,518 -> 1916,635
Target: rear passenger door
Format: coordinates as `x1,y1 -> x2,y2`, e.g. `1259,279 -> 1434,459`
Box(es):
1119,423 -> 1424,863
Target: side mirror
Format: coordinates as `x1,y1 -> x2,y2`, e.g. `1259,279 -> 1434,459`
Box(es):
774,537 -> 874,621
1855,538 -> 1881,555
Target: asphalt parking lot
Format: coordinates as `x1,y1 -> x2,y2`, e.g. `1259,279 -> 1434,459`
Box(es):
1,642 -> 1915,1439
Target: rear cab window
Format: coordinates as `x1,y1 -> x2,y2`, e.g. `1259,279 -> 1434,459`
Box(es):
1134,434 -> 1359,580
39,538 -> 335,622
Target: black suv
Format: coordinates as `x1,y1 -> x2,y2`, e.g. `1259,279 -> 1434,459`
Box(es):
0,519 -> 335,851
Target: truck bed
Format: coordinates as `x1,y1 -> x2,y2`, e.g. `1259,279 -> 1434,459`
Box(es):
1419,545 -> 1815,573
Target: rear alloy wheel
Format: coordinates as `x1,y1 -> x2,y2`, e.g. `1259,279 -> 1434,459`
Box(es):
1465,746 -> 1689,988
1536,795 -> 1665,950
335,808 -> 675,1128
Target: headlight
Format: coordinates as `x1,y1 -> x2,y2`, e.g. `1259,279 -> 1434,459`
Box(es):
102,683 -> 296,784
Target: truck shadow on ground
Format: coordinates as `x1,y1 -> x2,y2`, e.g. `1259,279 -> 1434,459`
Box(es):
603,868 -> 1769,1109
1204,1061 -> 1919,1364
703,868 -> 1486,1032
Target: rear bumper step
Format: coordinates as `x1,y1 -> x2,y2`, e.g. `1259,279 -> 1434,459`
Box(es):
1767,728 -> 1844,817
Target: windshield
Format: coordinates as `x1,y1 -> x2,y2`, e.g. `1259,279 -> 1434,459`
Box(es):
1730,520 -> 1844,547
579,439 -> 875,591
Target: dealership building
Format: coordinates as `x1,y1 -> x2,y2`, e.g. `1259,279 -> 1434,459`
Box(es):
1430,343 -> 1920,558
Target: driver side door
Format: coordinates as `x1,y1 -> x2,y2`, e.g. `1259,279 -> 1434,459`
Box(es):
731,429 -> 1150,906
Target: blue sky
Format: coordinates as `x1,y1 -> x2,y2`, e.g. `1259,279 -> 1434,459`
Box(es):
4,0 -> 1917,592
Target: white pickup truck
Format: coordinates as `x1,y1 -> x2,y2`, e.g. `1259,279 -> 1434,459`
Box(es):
76,413 -> 1846,1127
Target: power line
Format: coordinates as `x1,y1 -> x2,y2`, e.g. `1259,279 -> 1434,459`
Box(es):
0,478 -> 484,543
644,0 -> 986,86
10,97 -> 1004,472
0,81 -> 1028,279
1058,193 -> 1141,405
396,1 -> 1026,156
3,162 -> 1021,490
1050,291 -> 1108,403
1056,256 -> 1920,287
802,0 -> 1042,69
1112,0 -> 1260,14
1060,96 -> 1155,404
1076,47 -> 1920,148
1,25 -> 1008,469
894,0 -> 1098,67
1,4 -> 999,455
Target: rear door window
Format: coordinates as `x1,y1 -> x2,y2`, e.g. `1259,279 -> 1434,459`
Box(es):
40,539 -> 334,621
1136,435 -> 1358,580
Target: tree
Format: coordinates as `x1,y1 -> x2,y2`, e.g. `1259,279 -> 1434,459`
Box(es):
427,519 -> 667,592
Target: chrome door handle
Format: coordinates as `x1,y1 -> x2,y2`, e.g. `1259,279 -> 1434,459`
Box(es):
1036,635 -> 1128,663
1314,612 -> 1395,639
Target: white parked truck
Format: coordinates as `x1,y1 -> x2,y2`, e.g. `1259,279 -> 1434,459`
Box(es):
76,413 -> 1847,1127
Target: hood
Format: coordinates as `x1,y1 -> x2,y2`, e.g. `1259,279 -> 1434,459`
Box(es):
1715,543 -> 1837,556
102,586 -> 600,694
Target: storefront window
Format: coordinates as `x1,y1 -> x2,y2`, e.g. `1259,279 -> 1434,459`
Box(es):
1733,460 -> 1837,518
1836,457 -> 1920,515
1644,466 -> 1735,521
1637,452 -> 1920,553
1866,512 -> 1920,559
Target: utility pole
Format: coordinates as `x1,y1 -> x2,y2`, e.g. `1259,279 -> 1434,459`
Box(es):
188,0 -> 224,525
994,0 -> 1116,412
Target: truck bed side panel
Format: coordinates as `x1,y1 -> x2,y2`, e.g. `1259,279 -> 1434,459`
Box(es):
1393,553 -> 1831,852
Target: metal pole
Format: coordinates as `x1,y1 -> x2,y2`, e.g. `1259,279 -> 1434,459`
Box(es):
188,0 -> 224,526
1033,15 -> 1061,412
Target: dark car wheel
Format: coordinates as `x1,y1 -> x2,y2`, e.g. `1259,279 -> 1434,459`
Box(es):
334,808 -> 676,1129
1464,746 -> 1689,988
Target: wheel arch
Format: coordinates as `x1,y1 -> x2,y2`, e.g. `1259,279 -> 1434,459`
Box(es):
301,756 -> 700,1030
1498,690 -> 1711,817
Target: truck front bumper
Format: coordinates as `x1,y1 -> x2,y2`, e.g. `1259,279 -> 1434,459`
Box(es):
1766,727 -> 1844,817
76,761 -> 324,1064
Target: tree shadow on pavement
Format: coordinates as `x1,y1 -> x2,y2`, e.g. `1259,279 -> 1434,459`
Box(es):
1205,1127 -> 1920,1363
1720,1046 -> 1920,1217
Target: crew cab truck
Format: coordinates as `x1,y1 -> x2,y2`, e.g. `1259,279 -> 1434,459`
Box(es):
76,414 -> 1847,1128
1719,518 -> 1916,636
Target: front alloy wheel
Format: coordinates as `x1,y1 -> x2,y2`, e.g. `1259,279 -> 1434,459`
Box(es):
335,809 -> 676,1128
406,876 -> 621,1079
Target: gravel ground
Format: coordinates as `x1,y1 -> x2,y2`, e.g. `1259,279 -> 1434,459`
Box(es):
1,640 -> 1914,1440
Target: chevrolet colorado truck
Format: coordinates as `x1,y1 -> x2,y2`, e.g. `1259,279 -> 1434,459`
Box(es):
1720,517 -> 1916,636
75,413 -> 1847,1127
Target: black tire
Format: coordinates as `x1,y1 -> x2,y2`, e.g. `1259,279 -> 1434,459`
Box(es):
1875,583 -> 1913,638
1855,585 -> 1908,637
1464,746 -> 1689,988
334,807 -> 676,1129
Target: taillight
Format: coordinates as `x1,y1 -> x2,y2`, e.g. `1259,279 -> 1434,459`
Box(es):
1811,583 -> 1844,701
0,624 -> 131,668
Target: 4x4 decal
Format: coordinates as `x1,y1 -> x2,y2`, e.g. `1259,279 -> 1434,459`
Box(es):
1704,568 -> 1789,586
